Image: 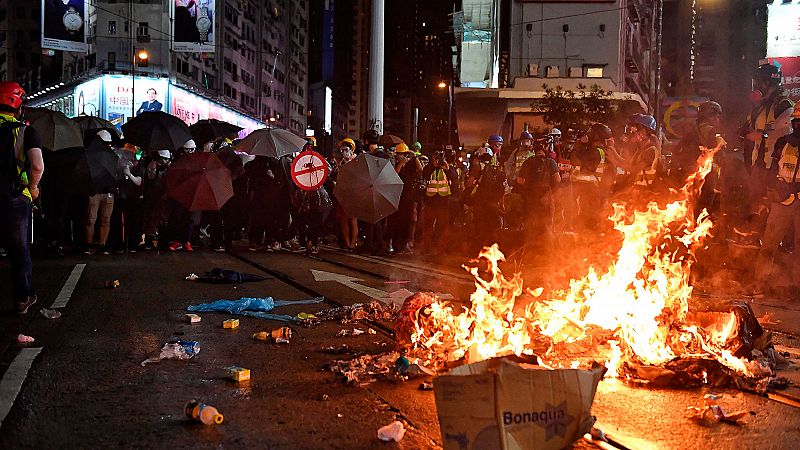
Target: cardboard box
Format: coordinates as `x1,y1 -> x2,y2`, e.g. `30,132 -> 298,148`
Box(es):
185,314 -> 201,323
434,357 -> 604,450
223,318 -> 239,329
227,366 -> 250,382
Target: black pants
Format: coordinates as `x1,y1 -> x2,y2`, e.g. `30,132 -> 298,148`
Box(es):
109,197 -> 144,251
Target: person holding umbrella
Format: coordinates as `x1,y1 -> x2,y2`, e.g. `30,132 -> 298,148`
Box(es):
0,81 -> 44,315
83,129 -> 119,255
361,129 -> 388,254
330,138 -> 359,250
109,144 -> 144,253
166,139 -> 199,251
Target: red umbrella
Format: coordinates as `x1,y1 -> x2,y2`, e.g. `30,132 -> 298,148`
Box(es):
165,153 -> 233,211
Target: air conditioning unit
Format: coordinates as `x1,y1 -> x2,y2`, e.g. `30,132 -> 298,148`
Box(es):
569,67 -> 582,77
527,63 -> 538,76
545,65 -> 560,77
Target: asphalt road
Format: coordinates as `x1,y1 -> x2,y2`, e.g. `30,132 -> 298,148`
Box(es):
1,245 -> 799,449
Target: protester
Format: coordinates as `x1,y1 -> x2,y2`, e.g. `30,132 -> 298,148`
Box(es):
674,102 -> 725,217
0,81 -> 44,315
83,130 -> 118,255
109,145 -> 144,253
515,136 -> 560,250
361,129 -> 388,255
331,138 -> 359,250
142,149 -> 171,250
388,143 -> 423,254
469,135 -> 508,245
608,114 -> 661,195
421,149 -> 456,254
571,123 -> 613,230
166,139 -> 197,251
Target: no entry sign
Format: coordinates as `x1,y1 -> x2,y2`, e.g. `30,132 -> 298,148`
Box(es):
290,150 -> 329,190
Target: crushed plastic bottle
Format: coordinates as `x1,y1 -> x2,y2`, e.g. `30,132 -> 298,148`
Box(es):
40,308 -> 62,319
141,340 -> 200,366
377,420 -> 405,442
185,400 -> 224,425
17,334 -> 35,344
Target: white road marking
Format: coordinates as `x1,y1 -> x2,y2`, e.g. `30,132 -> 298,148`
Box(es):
51,263 -> 86,309
319,245 -> 473,285
311,269 -> 388,299
0,347 -> 43,427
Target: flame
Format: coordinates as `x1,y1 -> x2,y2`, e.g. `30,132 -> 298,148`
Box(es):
408,148 -> 772,379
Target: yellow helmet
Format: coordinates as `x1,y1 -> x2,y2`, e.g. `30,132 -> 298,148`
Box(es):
394,142 -> 412,153
339,137 -> 356,149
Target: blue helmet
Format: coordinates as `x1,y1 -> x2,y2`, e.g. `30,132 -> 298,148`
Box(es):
629,114 -> 657,133
488,134 -> 504,144
519,131 -> 533,140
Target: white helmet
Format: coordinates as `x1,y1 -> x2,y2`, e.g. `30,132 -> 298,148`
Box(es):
550,128 -> 562,136
96,129 -> 113,143
182,139 -> 197,151
157,149 -> 171,159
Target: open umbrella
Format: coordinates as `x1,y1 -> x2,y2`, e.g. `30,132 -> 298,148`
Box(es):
73,115 -> 117,135
121,111 -> 192,152
237,128 -> 308,158
69,139 -> 120,195
214,147 -> 245,179
377,134 -> 404,147
189,119 -> 243,145
333,153 -> 404,223
24,107 -> 84,151
165,152 -> 233,211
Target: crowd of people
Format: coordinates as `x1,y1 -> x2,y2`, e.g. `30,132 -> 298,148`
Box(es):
2,60 -> 799,315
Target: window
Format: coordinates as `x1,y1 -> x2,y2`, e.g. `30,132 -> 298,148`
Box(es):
108,21 -> 117,35
124,21 -> 129,32
137,22 -> 149,37
586,67 -> 604,78
108,52 -> 116,69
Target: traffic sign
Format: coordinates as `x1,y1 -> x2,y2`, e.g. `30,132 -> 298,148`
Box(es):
290,150 -> 329,190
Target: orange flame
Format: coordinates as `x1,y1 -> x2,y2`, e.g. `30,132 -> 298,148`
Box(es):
409,148 -> 772,379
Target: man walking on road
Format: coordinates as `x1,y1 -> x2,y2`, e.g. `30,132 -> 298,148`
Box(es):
0,81 -> 44,315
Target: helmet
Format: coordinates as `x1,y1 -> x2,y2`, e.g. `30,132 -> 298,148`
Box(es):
182,139 -> 197,151
697,101 -> 722,121
0,81 -> 25,110
395,142 -> 412,153
306,136 -> 317,146
157,149 -> 171,159
754,62 -> 782,86
629,114 -> 657,133
96,129 -> 113,143
550,127 -> 562,136
519,131 -> 533,140
412,141 -> 422,150
339,137 -> 356,149
488,134 -> 504,144
588,123 -> 613,142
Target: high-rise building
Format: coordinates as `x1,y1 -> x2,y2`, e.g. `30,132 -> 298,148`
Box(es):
27,0 -> 309,136
0,3 -> 63,94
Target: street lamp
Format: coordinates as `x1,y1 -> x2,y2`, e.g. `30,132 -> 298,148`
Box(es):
131,49 -> 149,119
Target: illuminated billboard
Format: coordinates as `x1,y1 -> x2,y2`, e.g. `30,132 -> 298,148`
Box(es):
170,85 -> 262,138
767,3 -> 800,58
173,0 -> 216,53
41,0 -> 88,52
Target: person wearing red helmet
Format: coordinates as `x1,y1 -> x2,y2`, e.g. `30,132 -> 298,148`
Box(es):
0,81 -> 44,315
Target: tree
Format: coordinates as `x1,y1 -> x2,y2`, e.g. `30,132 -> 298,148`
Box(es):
534,84 -> 635,132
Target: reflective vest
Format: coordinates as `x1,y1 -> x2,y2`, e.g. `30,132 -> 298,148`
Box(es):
426,168 -> 451,197
571,147 -> 606,184
0,113 -> 30,201
633,144 -> 660,187
777,141 -> 800,184
513,148 -> 534,179
746,95 -> 794,169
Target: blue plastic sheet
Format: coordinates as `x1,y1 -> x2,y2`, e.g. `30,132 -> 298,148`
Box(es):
187,296 -> 324,316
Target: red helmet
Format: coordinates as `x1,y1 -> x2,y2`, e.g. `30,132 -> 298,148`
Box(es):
0,82 -> 25,110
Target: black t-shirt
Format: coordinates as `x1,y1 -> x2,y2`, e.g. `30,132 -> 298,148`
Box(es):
0,121 -> 42,202
518,155 -> 558,196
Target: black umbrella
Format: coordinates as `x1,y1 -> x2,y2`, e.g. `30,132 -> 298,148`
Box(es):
237,128 -> 308,158
24,107 -> 84,151
333,153 -> 403,223
189,119 -> 243,146
121,111 -> 191,152
215,147 -> 245,179
73,115 -> 117,134
73,139 -> 120,194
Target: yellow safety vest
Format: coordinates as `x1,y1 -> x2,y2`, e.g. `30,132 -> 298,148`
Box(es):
571,147 -> 606,184
775,140 -> 800,205
746,95 -> 794,168
426,168 -> 451,197
632,144 -> 660,186
0,113 -> 31,201
513,148 -> 534,178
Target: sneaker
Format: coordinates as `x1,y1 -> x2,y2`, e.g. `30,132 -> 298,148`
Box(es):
311,245 -> 319,254
98,245 -> 110,255
168,241 -> 183,251
15,295 -> 37,315
249,244 -> 264,252
83,245 -> 93,255
184,242 -> 194,252
270,242 -> 282,251
212,245 -> 226,252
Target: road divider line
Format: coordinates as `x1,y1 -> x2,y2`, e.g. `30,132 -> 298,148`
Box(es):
51,263 -> 86,309
0,347 -> 43,428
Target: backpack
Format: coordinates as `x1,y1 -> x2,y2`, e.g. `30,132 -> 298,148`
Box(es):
0,121 -> 27,198
475,162 -> 506,205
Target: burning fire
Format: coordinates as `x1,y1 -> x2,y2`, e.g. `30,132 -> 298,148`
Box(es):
407,147 -> 773,380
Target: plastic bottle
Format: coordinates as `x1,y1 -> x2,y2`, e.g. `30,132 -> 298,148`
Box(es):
185,400 -> 224,425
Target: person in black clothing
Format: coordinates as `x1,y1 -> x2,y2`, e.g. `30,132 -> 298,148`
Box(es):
361,129 -> 388,254
108,150 -> 144,253
421,150 -> 457,254
142,149 -> 171,249
388,143 -> 423,254
516,142 -> 560,251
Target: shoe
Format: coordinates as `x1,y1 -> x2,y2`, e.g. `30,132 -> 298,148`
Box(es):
83,246 -> 94,255
15,295 -> 37,315
98,245 -> 110,255
249,244 -> 264,252
311,245 -> 319,254
212,245 -> 226,252
271,242 -> 282,251
184,242 -> 194,252
168,241 -> 183,251
0,247 -> 6,257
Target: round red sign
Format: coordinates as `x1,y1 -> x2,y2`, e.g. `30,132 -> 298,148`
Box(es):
290,150 -> 329,191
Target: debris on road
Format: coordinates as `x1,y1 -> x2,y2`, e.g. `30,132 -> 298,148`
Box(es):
185,400 -> 224,425
185,313 -> 201,323
419,381 -> 434,391
39,308 -> 61,319
296,312 -> 316,320
368,328 -> 377,335
254,327 -> 292,343
141,340 -> 200,366
688,394 -> 749,425
377,420 -> 406,442
327,352 -> 400,385
298,301 -> 399,327
16,334 -> 35,344
227,366 -> 251,382
320,394 -> 330,401
185,273 -> 199,281
434,357 -> 604,450
187,297 -> 324,322
336,328 -> 365,337
395,356 -> 435,378
318,345 -> 352,355
187,268 -> 268,284
223,318 -> 239,329
104,279 -> 120,289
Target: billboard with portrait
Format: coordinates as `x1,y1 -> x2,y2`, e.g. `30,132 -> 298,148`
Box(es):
173,0 -> 216,53
41,0 -> 88,52
103,75 -> 169,129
